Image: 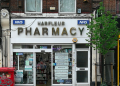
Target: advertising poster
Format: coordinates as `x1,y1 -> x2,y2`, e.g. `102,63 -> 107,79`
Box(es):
15,70 -> 23,83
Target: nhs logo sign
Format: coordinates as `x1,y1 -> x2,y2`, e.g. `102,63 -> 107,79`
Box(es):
13,20 -> 25,25
78,20 -> 89,24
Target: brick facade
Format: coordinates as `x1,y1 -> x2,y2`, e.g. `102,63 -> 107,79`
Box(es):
43,0 -> 58,13
1,0 -> 117,15
1,0 -> 92,14
77,0 -> 92,13
103,0 -> 116,15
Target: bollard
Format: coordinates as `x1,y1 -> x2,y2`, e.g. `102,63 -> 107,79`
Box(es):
95,63 -> 97,86
111,63 -> 113,86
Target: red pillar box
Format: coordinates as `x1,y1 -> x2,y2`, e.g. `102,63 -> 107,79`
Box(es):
0,67 -> 15,86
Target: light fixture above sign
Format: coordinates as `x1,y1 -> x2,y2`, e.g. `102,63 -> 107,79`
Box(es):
72,38 -> 78,43
1,9 -> 8,17
83,0 -> 88,3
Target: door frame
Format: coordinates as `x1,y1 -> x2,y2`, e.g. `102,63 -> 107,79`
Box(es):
75,48 -> 90,85
34,49 -> 52,86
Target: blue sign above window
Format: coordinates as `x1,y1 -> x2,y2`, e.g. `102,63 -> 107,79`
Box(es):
13,20 -> 25,25
16,53 -> 23,55
78,20 -> 89,24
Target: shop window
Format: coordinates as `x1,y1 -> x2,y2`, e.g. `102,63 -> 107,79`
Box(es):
13,44 -> 33,49
25,0 -> 42,13
53,45 -> 72,84
116,0 -> 120,14
76,44 -> 89,48
35,45 -> 51,49
13,52 -> 33,84
59,0 -> 76,13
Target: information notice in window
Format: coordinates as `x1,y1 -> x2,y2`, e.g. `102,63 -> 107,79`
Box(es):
55,53 -> 68,80
53,46 -> 72,84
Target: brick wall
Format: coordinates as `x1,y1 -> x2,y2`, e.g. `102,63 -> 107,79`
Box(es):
103,0 -> 116,15
10,0 -> 24,13
2,0 -> 92,13
77,0 -> 92,13
43,0 -> 58,13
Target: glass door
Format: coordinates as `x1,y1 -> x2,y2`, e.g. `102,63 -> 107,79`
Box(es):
76,49 -> 90,86
35,52 -> 51,86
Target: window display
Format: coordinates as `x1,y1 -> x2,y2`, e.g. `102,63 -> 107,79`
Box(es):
53,45 -> 72,84
13,52 -> 33,84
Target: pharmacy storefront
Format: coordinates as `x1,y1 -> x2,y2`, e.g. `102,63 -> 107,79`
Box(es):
10,18 -> 91,86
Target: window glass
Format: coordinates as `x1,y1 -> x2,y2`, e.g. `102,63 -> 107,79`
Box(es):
60,0 -> 75,12
77,71 -> 88,82
13,52 -> 33,84
53,45 -> 72,84
26,0 -> 41,12
35,45 -> 51,49
13,44 -> 33,49
77,51 -> 88,67
76,44 -> 89,48
13,53 -> 18,70
116,0 -> 120,14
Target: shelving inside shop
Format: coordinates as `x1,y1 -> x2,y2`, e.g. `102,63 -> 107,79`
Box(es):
36,53 -> 51,85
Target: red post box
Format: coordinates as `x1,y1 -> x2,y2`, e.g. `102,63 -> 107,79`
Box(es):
0,67 -> 15,86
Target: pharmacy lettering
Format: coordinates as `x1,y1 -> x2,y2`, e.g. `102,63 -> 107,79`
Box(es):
18,27 -> 84,36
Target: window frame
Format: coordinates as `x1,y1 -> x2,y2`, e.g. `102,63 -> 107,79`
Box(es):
25,0 -> 42,13
59,0 -> 76,13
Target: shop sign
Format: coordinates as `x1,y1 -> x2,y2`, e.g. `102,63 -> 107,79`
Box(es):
55,56 -> 68,59
15,77 -> 21,82
55,59 -> 68,63
55,77 -> 68,80
11,19 -> 90,38
25,66 -> 32,71
17,27 -> 84,36
65,80 -> 72,84
55,73 -> 68,74
55,53 -> 68,56
56,63 -> 69,66
25,60 -> 29,66
55,74 -> 68,80
55,70 -> 68,73
13,20 -> 25,25
55,53 -> 68,59
78,20 -> 89,24
11,19 -> 89,37
55,66 -> 68,69
16,52 -> 23,55
15,70 -> 23,83
57,80 -> 64,83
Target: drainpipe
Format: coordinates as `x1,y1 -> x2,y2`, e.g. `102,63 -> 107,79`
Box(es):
1,36 -> 7,67
0,36 -> 7,67
1,37 -> 3,67
4,36 -> 7,67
